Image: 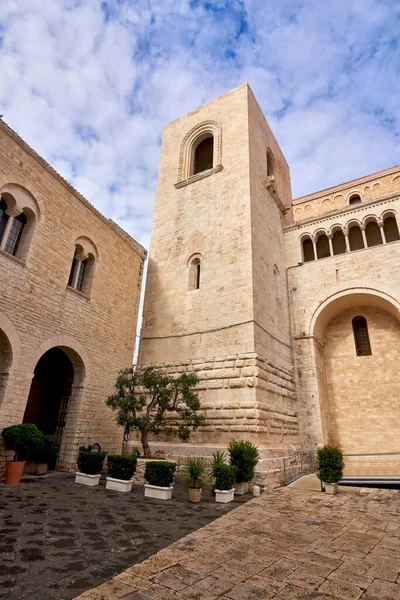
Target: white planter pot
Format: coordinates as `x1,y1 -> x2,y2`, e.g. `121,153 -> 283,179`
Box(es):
75,472 -> 101,486
144,483 -> 173,500
234,482 -> 249,495
106,477 -> 133,493
215,488 -> 235,503
325,482 -> 339,495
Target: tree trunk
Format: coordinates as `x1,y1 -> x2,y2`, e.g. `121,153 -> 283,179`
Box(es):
141,431 -> 151,458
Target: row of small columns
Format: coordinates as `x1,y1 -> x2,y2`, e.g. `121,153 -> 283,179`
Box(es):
310,221 -> 388,256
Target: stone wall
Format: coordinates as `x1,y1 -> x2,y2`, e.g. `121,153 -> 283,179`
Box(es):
0,120 -> 146,478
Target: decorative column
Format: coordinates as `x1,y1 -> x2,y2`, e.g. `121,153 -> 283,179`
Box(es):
0,207 -> 23,251
344,229 -> 351,252
312,236 -> 317,260
327,234 -> 334,257
378,221 -> 386,244
360,225 -> 368,248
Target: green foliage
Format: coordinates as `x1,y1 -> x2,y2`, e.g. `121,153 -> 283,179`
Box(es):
215,464 -> 237,491
106,366 -> 206,457
77,449 -> 107,475
34,434 -> 61,463
182,457 -> 207,491
228,440 -> 260,483
208,450 -> 227,479
317,445 -> 344,484
144,461 -> 176,487
2,424 -> 44,461
107,454 -> 137,480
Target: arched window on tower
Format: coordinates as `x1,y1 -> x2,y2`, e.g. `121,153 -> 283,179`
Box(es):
0,197 -> 9,244
193,137 -> 213,175
349,194 -> 362,205
188,256 -> 201,290
266,150 -> 275,178
352,316 -> 372,356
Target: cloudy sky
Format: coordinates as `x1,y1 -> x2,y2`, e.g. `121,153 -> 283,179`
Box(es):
1,0 -> 399,253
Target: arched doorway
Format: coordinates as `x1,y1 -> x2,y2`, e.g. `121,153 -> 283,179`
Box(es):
23,348 -> 77,469
0,328 -> 12,406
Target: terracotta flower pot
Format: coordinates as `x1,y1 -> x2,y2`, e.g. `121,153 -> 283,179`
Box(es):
5,460 -> 26,485
188,488 -> 202,503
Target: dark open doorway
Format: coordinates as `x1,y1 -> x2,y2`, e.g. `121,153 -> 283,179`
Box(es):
23,348 -> 74,467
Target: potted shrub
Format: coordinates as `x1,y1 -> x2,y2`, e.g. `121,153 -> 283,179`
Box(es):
208,450 -> 227,496
106,454 -> 137,492
75,446 -> 107,486
2,424 -> 44,485
215,464 -> 237,503
182,457 -> 207,503
33,434 -> 61,475
317,445 -> 344,495
228,440 -> 259,494
144,461 -> 176,500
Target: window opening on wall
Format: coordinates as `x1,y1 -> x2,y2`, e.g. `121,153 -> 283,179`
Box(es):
76,259 -> 87,292
266,150 -> 275,177
193,137 -> 213,175
352,316 -> 372,356
349,194 -> 362,205
348,225 -> 364,251
365,221 -> 382,247
302,238 -> 315,262
332,230 -> 346,255
316,234 -> 330,259
383,216 -> 400,242
0,197 -> 9,244
68,246 -> 94,296
188,256 -> 201,290
4,213 -> 27,256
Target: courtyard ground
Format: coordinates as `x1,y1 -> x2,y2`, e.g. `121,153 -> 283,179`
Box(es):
74,484 -> 400,600
0,473 -> 249,600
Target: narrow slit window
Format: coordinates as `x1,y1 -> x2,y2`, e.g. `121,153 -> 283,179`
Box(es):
352,316 -> 372,356
189,257 -> 201,290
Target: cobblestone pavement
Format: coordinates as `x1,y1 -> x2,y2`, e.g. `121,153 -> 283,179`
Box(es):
0,473 -> 249,600
75,485 -> 400,600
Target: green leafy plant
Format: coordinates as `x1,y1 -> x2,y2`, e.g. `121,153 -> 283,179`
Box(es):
144,461 -> 176,487
208,450 -> 227,479
2,424 -> 44,461
107,454 -> 137,481
215,464 -> 237,491
182,457 -> 207,491
34,434 -> 60,463
77,449 -> 107,475
317,445 -> 344,484
228,440 -> 259,483
106,366 -> 206,457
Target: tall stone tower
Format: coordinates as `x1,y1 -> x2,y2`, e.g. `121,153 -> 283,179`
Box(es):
138,84 -> 299,477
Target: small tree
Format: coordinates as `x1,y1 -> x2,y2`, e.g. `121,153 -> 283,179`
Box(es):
106,366 -> 206,457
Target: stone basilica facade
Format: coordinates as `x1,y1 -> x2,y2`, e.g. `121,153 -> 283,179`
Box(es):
137,83 -> 400,479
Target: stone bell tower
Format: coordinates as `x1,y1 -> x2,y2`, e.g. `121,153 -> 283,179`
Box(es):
138,83 -> 299,476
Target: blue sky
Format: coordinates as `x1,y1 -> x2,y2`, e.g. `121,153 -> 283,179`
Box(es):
0,0 -> 399,253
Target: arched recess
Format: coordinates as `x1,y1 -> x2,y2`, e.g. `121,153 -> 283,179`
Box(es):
24,336 -> 88,471
178,120 -> 222,181
307,288 -> 400,464
0,329 -> 12,408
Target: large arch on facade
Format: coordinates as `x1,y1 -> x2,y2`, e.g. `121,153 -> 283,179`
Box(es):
24,335 -> 89,471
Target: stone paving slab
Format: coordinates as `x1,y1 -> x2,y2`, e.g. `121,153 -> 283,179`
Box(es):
0,473 -> 249,600
74,485 -> 400,600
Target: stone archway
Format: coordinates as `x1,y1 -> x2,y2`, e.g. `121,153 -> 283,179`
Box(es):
310,290 -> 400,474
23,342 -> 87,471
